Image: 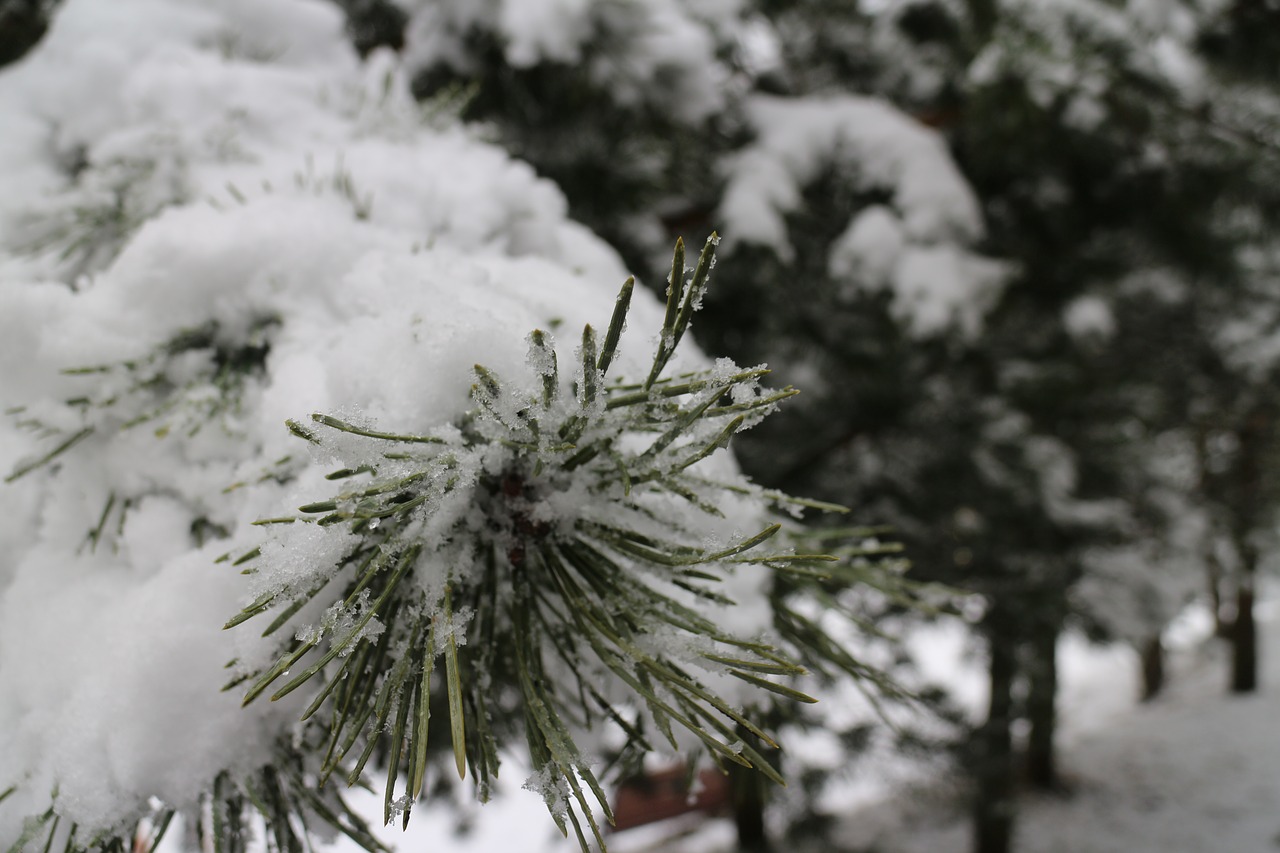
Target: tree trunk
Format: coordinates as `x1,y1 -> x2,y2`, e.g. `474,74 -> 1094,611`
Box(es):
1231,578 -> 1257,693
1207,552 -> 1229,638
1227,404 -> 1269,694
1024,617 -> 1059,791
973,627 -> 1017,853
1140,632 -> 1165,702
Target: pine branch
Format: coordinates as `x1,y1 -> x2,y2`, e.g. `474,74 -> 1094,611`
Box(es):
212,237 -> 925,851
3,746 -> 385,853
5,317 -> 279,488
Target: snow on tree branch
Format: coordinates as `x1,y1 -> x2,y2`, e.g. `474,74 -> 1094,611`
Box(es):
718,94 -> 1010,340
0,3 -> 920,851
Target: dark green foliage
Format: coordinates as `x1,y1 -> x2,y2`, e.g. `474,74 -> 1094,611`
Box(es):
335,0 -> 407,57
0,0 -> 55,68
1198,0 -> 1280,81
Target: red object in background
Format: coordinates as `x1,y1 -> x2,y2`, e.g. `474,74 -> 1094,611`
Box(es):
610,765 -> 731,832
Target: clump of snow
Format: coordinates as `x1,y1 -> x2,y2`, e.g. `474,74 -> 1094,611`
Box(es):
828,205 -> 906,289
522,766 -> 572,820
1063,293 -> 1117,343
966,0 -> 1210,127
401,0 -> 737,123
719,94 -> 1008,340
891,246 -> 1009,341
722,94 -> 982,256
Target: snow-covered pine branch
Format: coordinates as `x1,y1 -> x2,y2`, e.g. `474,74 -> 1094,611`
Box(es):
0,2 -> 922,851
718,93 -> 1010,342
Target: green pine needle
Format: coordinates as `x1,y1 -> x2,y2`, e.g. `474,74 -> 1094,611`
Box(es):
211,237 -> 919,852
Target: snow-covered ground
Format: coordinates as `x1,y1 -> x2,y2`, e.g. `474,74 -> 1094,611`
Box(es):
864,600 -> 1280,853
319,598 -> 1279,853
